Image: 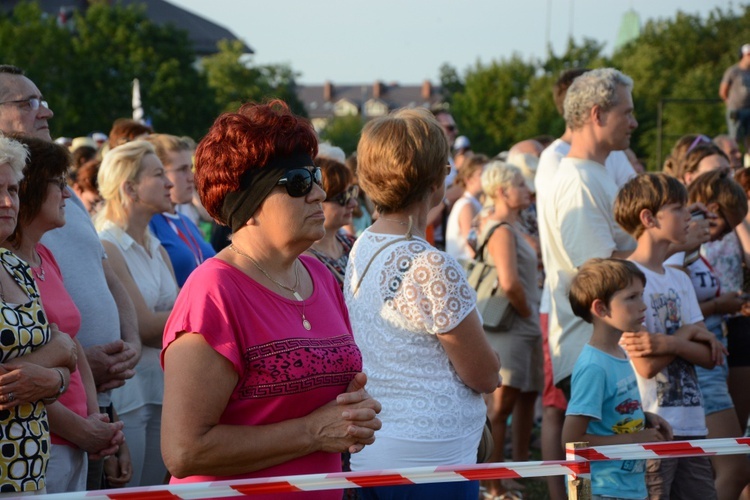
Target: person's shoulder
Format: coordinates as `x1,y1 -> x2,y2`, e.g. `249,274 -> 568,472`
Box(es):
572,345 -> 608,375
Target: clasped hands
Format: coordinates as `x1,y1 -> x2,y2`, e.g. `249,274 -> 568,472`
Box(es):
311,372 -> 382,455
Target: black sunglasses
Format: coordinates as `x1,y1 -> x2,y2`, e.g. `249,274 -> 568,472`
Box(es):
326,185 -> 359,206
277,167 -> 323,197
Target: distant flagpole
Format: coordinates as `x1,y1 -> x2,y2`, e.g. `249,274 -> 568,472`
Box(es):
132,78 -> 144,123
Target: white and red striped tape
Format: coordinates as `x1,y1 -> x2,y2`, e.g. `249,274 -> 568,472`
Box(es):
40,437 -> 750,499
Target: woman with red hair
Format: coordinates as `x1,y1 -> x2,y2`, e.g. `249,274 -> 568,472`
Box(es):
160,101 -> 381,496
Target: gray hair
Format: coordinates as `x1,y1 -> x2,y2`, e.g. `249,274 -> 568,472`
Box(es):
481,159 -> 521,200
0,136 -> 27,182
563,68 -> 633,130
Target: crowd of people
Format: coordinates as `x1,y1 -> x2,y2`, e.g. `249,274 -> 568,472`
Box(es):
0,46 -> 747,500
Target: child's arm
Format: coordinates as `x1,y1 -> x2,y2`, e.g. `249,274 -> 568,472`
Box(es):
562,414 -> 668,447
621,324 -> 721,378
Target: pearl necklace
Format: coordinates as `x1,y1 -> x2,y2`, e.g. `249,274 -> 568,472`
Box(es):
229,245 -> 311,330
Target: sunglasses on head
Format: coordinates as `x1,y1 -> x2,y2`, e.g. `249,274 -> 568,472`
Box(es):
686,134 -> 711,155
326,185 -> 359,206
276,166 -> 323,197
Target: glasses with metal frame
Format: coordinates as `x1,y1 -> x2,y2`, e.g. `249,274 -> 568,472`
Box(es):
0,97 -> 49,111
326,185 -> 359,206
277,167 -> 323,197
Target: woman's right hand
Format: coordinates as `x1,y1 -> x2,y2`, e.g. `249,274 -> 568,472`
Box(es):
306,372 -> 382,454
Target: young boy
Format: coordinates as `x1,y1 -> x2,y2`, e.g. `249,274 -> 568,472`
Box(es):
613,173 -> 725,500
564,258 -> 672,500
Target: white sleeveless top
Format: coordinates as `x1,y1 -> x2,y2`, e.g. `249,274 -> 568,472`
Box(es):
99,222 -> 178,413
446,192 -> 482,261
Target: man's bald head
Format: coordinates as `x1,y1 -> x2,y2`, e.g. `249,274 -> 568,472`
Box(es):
508,139 -> 543,158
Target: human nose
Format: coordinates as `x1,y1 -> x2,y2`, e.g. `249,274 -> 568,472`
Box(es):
165,177 -> 174,190
0,189 -> 13,207
630,115 -> 638,130
62,186 -> 71,199
38,103 -> 53,119
309,181 -> 326,202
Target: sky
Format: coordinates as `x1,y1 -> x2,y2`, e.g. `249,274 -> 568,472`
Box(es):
176,0 -> 740,84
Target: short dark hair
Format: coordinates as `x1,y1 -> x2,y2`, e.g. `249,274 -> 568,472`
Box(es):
614,173 -> 688,239
6,134 -> 71,247
553,68 -> 589,116
0,65 -> 23,76
569,258 -> 646,323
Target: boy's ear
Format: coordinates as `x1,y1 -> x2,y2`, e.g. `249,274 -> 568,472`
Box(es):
639,208 -> 656,228
591,298 -> 609,319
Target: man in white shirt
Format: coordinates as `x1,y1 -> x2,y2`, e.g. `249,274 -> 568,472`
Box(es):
538,68 -> 638,396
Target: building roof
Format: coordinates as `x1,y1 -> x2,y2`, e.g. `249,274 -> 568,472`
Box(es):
298,80 -> 443,120
0,0 -> 251,55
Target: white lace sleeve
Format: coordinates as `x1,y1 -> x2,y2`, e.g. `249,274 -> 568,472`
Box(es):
377,241 -> 476,335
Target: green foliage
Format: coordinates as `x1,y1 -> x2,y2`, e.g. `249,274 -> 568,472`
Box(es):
0,1 -> 218,139
319,115 -> 363,157
202,40 -> 306,116
445,6 -> 750,167
0,1 -> 307,141
450,39 -> 606,155
439,63 -> 464,106
612,6 -> 750,168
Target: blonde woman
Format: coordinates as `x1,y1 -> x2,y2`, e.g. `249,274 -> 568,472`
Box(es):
478,160 -> 543,500
95,140 -> 178,487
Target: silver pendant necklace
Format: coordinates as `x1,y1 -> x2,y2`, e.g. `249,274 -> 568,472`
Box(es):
229,245 -> 311,330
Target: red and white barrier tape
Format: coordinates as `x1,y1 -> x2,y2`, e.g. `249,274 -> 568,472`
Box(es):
40,437 -> 750,498
567,436 -> 750,462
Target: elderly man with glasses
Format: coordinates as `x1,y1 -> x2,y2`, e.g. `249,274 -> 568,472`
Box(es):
0,64 -> 140,492
0,65 -> 53,140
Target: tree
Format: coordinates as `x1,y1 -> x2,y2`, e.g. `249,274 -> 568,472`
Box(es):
447,38 -> 607,155
202,39 -> 307,116
319,115 -> 362,157
439,63 -> 464,106
0,1 -> 218,139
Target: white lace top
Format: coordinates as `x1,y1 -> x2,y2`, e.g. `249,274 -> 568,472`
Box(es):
344,230 -> 486,469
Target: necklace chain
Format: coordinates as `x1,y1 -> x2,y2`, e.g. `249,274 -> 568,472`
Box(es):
32,248 -> 45,282
380,215 -> 415,239
229,244 -> 311,330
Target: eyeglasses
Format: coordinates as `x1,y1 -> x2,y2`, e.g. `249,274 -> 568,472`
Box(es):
0,97 -> 49,111
444,124 -> 456,132
686,134 -> 711,155
48,174 -> 67,191
326,185 -> 359,206
277,167 -> 323,197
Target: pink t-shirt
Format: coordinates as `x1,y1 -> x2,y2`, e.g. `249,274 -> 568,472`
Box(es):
162,256 -> 361,498
35,244 -> 86,448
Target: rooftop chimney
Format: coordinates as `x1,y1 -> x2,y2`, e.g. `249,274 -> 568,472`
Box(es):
323,81 -> 333,102
421,80 -> 432,101
373,81 -> 384,99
